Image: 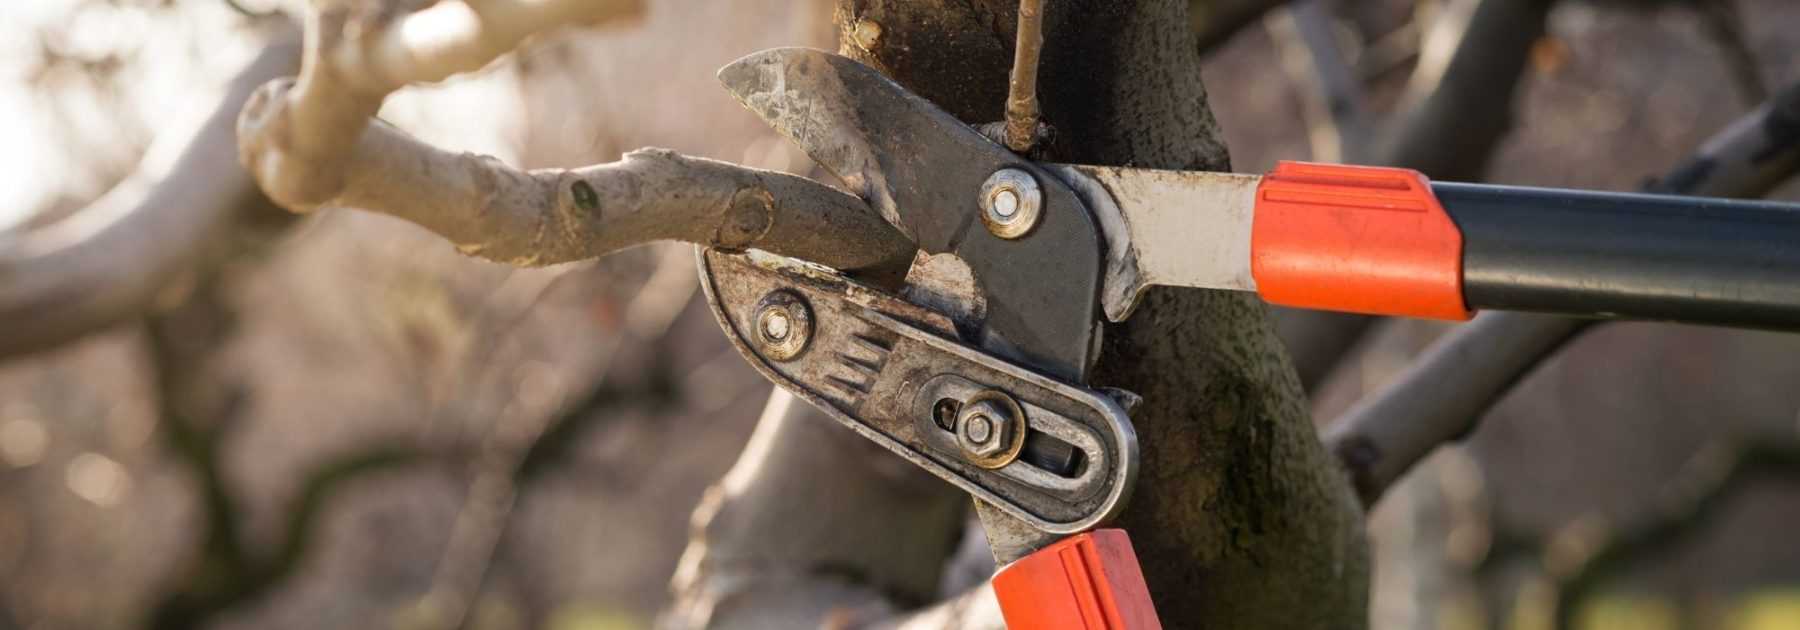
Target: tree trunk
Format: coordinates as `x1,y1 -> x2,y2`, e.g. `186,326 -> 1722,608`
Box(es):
834,1 -> 1368,626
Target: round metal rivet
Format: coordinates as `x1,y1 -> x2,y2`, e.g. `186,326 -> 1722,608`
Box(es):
978,168 -> 1042,239
752,290 -> 811,361
991,188 -> 1019,218
761,311 -> 791,340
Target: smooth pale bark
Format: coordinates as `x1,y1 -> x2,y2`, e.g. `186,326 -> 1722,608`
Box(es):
835,1 -> 1367,626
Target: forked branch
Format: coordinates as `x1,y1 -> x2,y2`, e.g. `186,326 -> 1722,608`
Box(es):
237,0 -> 911,275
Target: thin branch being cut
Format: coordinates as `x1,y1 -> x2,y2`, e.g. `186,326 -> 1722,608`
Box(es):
237,0 -> 912,278
1325,80 -> 1800,509
238,0 -> 641,208
0,37 -> 301,361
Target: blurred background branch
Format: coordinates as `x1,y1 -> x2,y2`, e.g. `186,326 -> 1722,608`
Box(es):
1324,78 -> 1800,508
0,35 -> 300,361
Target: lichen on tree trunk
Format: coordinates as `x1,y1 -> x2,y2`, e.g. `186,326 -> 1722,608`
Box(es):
834,1 -> 1369,626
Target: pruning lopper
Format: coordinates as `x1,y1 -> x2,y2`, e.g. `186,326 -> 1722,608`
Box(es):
695,48 -> 1800,629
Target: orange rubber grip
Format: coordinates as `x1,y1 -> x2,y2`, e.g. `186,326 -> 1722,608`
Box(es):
992,529 -> 1161,630
1250,161 -> 1472,320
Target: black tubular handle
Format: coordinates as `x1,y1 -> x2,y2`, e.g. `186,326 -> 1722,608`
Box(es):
1435,182 -> 1800,329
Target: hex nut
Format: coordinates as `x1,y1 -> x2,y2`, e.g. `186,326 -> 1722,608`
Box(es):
955,390 -> 1027,469
752,290 -> 812,361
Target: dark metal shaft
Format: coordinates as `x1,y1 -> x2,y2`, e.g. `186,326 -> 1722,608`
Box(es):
1439,182 -> 1800,330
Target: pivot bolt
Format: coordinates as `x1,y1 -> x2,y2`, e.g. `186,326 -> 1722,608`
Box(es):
955,390 -> 1027,468
752,290 -> 812,361
978,168 -> 1042,239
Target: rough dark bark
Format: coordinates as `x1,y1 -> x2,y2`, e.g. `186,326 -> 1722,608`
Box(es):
835,1 -> 1367,626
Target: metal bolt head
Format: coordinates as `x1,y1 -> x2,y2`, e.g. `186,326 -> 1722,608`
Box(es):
990,188 -> 1019,218
752,290 -> 811,361
956,391 -> 1026,468
964,413 -> 995,443
978,168 -> 1042,239
761,310 -> 791,340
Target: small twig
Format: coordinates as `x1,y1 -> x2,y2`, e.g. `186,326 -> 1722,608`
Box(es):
1002,0 -> 1046,153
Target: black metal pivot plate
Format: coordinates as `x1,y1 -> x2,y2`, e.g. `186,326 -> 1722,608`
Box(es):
719,48 -> 1104,382
698,249 -> 1137,533
1438,182 -> 1800,329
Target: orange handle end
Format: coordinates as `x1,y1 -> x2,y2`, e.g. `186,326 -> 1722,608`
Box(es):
1251,161 -> 1472,320
992,529 -> 1162,630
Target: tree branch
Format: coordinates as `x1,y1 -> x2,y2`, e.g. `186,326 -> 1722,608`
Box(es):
1267,0 -> 1554,393
1001,0 -> 1045,153
1325,79 -> 1800,509
0,36 -> 301,361
664,391 -> 971,629
1364,0 -> 1552,177
1323,313 -> 1591,507
236,0 -> 912,279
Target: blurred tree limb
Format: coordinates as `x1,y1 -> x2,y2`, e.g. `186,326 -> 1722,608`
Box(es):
1545,442 -> 1800,630
1324,80 -> 1800,509
0,35 -> 301,361
140,204 -> 435,630
1265,0 -> 1557,393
